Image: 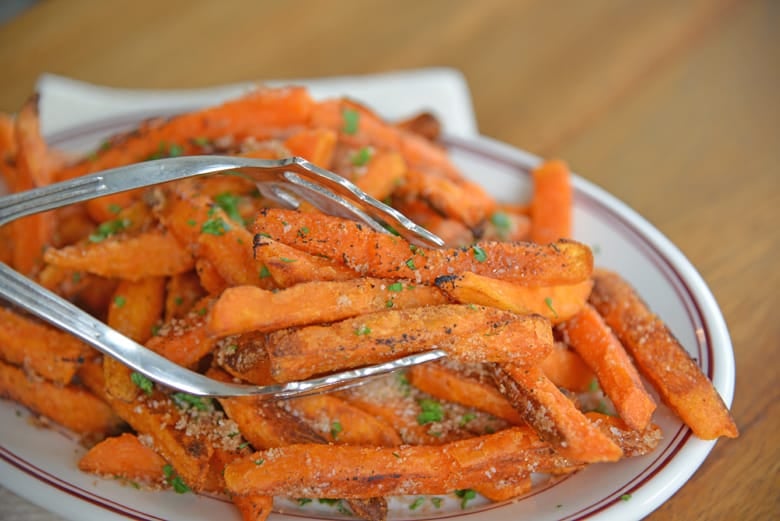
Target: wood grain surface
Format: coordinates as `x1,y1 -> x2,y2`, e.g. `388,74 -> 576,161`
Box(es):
0,1 -> 777,520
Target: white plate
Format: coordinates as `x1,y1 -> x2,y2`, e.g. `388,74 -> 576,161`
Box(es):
0,113 -> 735,521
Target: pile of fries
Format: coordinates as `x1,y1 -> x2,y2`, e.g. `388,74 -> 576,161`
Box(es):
0,87 -> 737,521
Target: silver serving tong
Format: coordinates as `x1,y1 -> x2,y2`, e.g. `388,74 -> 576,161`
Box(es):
0,156 -> 446,398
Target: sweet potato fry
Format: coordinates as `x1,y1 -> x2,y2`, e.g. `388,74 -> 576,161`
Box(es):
588,269 -> 738,439
164,271 -> 206,321
232,495 -> 274,521
407,362 -> 524,425
283,128 -> 337,168
0,359 -> 121,437
490,364 -> 623,463
209,277 -> 447,337
435,272 -> 593,324
539,342 -> 596,393
474,474 -> 533,502
223,426 -> 572,498
146,301 -> 215,368
0,306 -> 92,384
195,258 -> 229,295
55,86 -> 316,182
107,277 -> 166,344
558,303 -> 656,430
253,234 -> 356,287
253,208 -> 593,286
107,383 -> 249,493
530,159 -> 572,244
395,168 -> 496,228
43,229 -> 194,280
285,394 -> 402,446
352,151 -> 406,201
78,432 -> 167,484
394,111 -> 441,141
266,305 -> 553,381
585,412 -> 662,457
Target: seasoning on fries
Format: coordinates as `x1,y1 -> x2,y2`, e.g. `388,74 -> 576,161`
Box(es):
0,86 -> 737,521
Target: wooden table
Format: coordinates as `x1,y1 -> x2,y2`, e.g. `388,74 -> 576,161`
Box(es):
0,1 -> 777,520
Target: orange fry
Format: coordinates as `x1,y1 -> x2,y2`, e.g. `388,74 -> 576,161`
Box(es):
589,269 -> 738,439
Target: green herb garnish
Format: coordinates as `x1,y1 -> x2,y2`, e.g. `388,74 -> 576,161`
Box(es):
417,398 -> 444,425
201,217 -> 230,236
259,265 -> 271,278
472,245 -> 487,262
409,497 -> 425,510
113,295 -> 126,308
354,325 -> 372,336
454,488 -> 477,508
330,420 -> 343,439
214,192 -> 245,226
171,392 -> 211,411
342,108 -> 360,135
163,464 -> 190,494
130,372 -> 154,395
544,296 -> 558,318
388,282 -> 404,292
351,147 -> 372,166
88,218 -> 130,243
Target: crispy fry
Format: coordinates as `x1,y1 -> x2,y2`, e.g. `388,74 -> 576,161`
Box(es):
286,393 -> 402,446
209,277 -> 447,337
55,87 -> 316,182
530,159 -> 572,244
558,303 -> 656,430
407,361 -> 524,425
267,305 -> 553,382
0,306 -> 92,384
108,277 -> 166,344
164,271 -> 206,321
78,432 -> 167,484
394,111 -> 441,141
43,229 -> 194,280
585,412 -> 662,457
283,128 -> 337,168
435,272 -> 593,324
491,364 -> 623,463
0,359 -> 121,437
224,426 -> 572,498
539,342 -> 596,393
253,234 -> 356,287
232,495 -> 274,521
146,301 -> 215,368
253,208 -> 593,286
352,151 -> 406,201
589,269 -> 738,439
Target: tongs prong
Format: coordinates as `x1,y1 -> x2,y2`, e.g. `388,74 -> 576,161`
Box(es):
0,156 -> 444,398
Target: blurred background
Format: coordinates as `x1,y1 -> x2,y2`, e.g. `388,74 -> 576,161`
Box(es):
0,1 -> 777,520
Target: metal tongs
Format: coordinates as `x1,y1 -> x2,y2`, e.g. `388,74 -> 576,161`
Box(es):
0,156 -> 446,398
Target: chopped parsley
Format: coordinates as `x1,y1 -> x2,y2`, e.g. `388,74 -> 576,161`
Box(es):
107,203 -> 122,215
279,257 -> 297,263
150,324 -> 161,336
409,497 -> 425,510
88,218 -> 130,243
318,498 -> 340,506
297,226 -> 310,237
454,488 -> 477,509
544,296 -> 558,318
405,258 -> 417,270
113,295 -> 126,308
253,458 -> 265,466
385,299 -> 394,308
214,192 -> 245,226
130,372 -> 154,395
417,398 -> 444,425
163,464 -> 190,494
620,493 -> 632,501
342,108 -> 360,135
146,141 -> 184,161
589,378 -> 600,392
71,271 -> 82,283
387,282 -> 404,292
472,245 -> 487,262
171,392 -> 211,411
459,412 -> 476,426
490,211 -> 511,234
330,420 -> 343,439
351,147 -> 372,166
201,217 -> 230,236
354,325 -> 372,336
430,497 -> 443,508
186,219 -> 197,227
238,441 -> 250,450
297,498 -> 312,506
191,136 -> 211,147
259,265 -> 271,278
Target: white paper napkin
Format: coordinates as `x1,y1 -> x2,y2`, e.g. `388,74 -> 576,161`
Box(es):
36,68 -> 479,142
